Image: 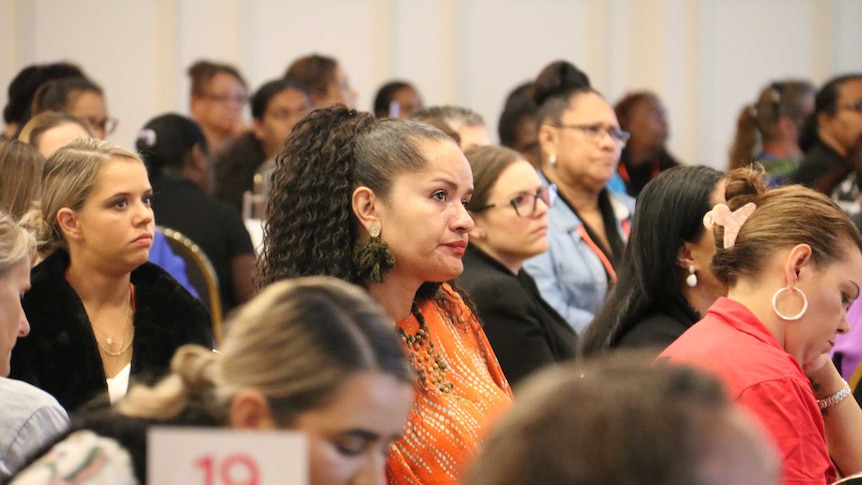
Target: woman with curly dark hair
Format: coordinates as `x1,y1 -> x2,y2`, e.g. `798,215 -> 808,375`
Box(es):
261,106 -> 513,484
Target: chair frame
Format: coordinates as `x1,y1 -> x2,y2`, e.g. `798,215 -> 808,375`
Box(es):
157,226 -> 223,346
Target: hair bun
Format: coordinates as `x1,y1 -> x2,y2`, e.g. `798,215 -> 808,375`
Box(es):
170,345 -> 218,393
533,60 -> 591,107
724,166 -> 767,211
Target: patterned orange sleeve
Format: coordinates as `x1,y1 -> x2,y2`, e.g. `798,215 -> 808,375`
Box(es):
387,286 -> 513,484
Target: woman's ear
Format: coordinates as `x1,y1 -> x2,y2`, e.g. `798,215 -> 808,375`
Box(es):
469,219 -> 487,240
351,186 -> 380,232
784,244 -> 813,285
537,123 -> 558,164
56,208 -> 81,241
677,241 -> 696,270
229,388 -> 278,430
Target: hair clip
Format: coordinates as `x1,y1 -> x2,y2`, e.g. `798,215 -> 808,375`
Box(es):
702,202 -> 756,249
137,128 -> 157,147
769,88 -> 781,103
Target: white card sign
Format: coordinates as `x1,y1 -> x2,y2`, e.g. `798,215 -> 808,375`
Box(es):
147,427 -> 307,485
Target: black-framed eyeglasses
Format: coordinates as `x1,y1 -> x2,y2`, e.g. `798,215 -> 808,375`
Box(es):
551,123 -> 630,147
471,184 -> 557,218
839,101 -> 862,114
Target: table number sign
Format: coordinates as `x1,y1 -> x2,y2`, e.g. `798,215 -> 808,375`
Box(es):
148,427 -> 308,485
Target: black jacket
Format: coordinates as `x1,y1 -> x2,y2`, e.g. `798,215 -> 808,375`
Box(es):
457,246 -> 577,386
10,250 -> 213,414
213,132 -> 267,213
615,299 -> 700,353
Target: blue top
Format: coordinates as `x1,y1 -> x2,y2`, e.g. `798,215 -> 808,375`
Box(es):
0,377 -> 69,479
523,172 -> 635,334
148,231 -> 199,299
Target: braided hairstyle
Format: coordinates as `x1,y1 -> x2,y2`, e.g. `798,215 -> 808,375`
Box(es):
260,106 -> 452,301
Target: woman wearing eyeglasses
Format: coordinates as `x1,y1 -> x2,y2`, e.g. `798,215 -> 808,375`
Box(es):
188,60 -> 249,156
523,60 -> 635,335
459,146 -> 576,387
30,76 -> 118,141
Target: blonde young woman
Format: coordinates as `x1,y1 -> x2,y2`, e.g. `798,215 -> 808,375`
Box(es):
11,277 -> 414,485
10,138 -> 212,413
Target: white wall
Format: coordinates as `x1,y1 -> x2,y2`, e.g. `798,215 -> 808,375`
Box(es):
2,0 -> 860,169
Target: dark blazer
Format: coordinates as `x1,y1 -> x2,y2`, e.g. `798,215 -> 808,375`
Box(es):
615,299 -> 700,353
457,246 -> 577,386
10,250 -> 213,414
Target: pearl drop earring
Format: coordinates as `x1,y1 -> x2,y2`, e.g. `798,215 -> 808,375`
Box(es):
686,265 -> 697,288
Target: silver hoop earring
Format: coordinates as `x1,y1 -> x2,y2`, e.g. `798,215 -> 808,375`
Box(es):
772,286 -> 808,321
686,265 -> 697,288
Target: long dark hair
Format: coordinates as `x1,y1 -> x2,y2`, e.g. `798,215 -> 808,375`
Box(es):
579,165 -> 723,356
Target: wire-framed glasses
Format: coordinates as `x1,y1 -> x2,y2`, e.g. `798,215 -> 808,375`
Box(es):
552,123 -> 631,147
473,184 -> 557,218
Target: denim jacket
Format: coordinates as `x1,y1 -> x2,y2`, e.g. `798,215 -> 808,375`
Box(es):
523,173 -> 635,334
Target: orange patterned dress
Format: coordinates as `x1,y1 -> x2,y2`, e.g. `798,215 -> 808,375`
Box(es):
387,285 -> 513,484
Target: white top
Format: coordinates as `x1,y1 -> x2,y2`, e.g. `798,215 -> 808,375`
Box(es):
106,364 -> 131,404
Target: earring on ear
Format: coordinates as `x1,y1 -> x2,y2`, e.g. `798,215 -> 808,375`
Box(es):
352,225 -> 395,284
686,265 -> 698,288
548,154 -> 557,167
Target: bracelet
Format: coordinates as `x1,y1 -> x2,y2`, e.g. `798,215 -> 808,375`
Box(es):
817,380 -> 851,410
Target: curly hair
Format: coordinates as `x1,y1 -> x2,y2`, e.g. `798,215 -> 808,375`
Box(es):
260,106 -> 452,295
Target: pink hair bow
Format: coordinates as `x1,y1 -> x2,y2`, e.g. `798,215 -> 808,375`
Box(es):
702,202 -> 756,249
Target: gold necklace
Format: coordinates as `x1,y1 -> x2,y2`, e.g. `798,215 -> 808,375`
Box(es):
91,284 -> 136,357
399,304 -> 454,393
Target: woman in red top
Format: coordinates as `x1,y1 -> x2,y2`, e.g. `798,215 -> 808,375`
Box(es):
261,107 -> 513,484
660,167 -> 862,484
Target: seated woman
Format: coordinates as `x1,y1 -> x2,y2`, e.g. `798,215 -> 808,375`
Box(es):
16,112 -> 196,296
579,165 -> 725,356
30,76 -> 117,140
284,53 -> 357,109
464,354 -> 780,485
523,60 -> 635,334
0,211 -> 69,480
614,91 -> 680,197
10,138 -> 212,413
10,277 -> 415,485
261,107 -> 513,483
660,167 -> 862,482
17,112 -> 92,158
728,80 -> 815,184
187,60 -> 249,155
136,113 -> 256,313
373,80 -> 424,119
459,145 -> 576,386
0,140 -> 44,220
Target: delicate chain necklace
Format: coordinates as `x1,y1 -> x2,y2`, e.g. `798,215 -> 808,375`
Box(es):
90,284 -> 136,357
399,304 -> 454,393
